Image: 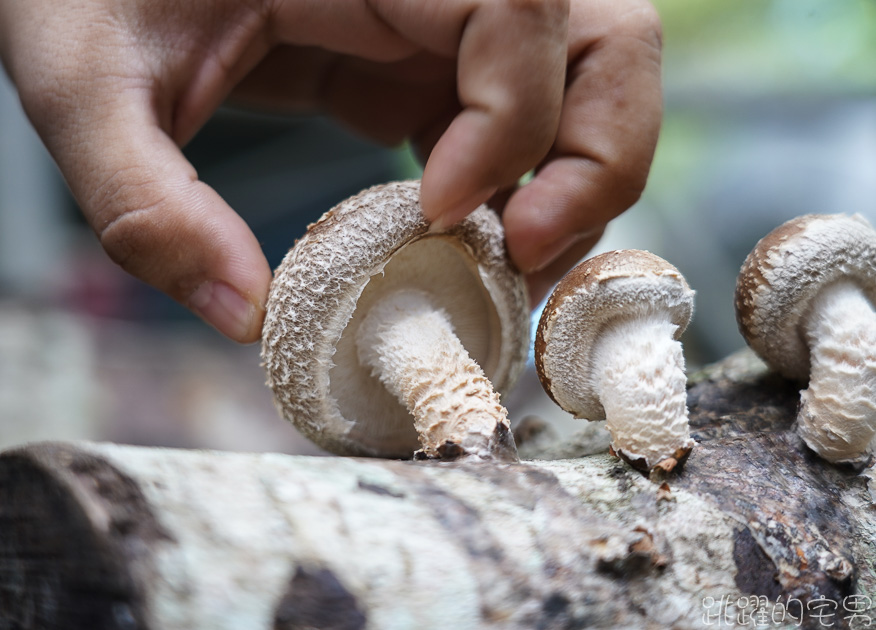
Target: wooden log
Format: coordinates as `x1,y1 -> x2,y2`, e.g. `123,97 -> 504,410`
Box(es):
0,350 -> 874,630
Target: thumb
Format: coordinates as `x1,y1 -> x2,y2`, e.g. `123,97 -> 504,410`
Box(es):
58,100 -> 271,343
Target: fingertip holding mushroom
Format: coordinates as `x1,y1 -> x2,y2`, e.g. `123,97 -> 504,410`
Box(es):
735,213 -> 876,466
535,250 -> 696,473
261,181 -> 529,463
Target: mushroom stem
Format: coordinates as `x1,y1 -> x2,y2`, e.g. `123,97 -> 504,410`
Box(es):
591,314 -> 694,470
798,280 -> 876,465
355,289 -> 518,462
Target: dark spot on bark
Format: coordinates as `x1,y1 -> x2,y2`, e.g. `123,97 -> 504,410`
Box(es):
596,548 -> 658,578
606,463 -> 633,493
521,466 -> 564,488
274,566 -> 366,630
541,592 -> 570,618
66,450 -> 172,544
0,443 -> 163,630
733,527 -> 782,599
356,480 -> 405,498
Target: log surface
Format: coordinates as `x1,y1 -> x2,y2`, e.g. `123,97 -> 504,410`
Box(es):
1,351 -> 874,630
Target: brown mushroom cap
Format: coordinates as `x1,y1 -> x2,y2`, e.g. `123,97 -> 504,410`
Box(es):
261,181 -> 529,458
535,250 -> 694,421
735,213 -> 876,381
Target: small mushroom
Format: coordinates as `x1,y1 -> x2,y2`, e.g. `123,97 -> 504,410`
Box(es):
261,181 -> 529,462
735,213 -> 876,465
534,250 -> 696,472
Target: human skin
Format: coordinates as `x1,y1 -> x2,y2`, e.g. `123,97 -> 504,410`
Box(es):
0,0 -> 662,343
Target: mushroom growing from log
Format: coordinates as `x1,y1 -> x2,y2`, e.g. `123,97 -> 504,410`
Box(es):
262,181 -> 529,462
534,250 -> 696,472
735,213 -> 876,466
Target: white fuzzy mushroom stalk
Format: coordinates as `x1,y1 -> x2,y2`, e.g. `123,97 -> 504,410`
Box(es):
591,314 -> 691,468
736,213 -> 876,465
535,250 -> 696,473
356,289 -> 515,461
261,181 -> 529,462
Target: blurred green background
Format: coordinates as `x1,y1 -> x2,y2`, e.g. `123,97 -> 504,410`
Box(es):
605,0 -> 876,361
1,0 -> 874,450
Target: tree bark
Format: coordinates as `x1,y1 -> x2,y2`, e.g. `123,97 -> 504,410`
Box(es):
0,350 -> 874,630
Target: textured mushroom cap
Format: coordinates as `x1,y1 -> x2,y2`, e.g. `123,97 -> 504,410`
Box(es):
735,213 -> 876,381
261,181 -> 529,458
535,250 -> 694,420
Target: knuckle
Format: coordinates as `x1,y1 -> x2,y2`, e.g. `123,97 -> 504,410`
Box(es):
571,0 -> 663,54
91,170 -> 210,300
490,0 -> 570,30
602,155 -> 651,208
98,208 -> 162,276
613,1 -> 663,51
98,201 -> 200,302
488,110 -> 557,184
503,0 -> 568,14
90,167 -> 164,230
631,2 -> 663,51
92,171 -> 170,274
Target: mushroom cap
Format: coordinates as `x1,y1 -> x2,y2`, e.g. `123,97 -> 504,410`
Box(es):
534,250 -> 694,421
261,181 -> 530,458
735,213 -> 876,381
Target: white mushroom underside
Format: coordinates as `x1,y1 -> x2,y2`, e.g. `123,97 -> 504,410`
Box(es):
591,315 -> 694,467
355,289 -> 510,459
798,280 -> 876,463
330,237 -> 503,455
262,182 -> 529,458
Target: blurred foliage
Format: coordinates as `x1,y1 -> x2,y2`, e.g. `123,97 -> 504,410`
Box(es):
655,0 -> 876,93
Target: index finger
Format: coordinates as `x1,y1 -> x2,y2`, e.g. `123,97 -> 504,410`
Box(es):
366,0 -> 570,228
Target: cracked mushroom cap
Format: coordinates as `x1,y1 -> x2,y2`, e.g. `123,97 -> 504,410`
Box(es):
735,213 -> 876,381
261,181 -> 530,458
535,250 -> 694,420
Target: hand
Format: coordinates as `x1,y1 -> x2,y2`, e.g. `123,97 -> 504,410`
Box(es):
0,0 -> 662,341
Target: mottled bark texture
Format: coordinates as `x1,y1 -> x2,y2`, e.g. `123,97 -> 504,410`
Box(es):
1,350 -> 874,630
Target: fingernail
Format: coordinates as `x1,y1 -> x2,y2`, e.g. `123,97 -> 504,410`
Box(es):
530,234 -> 583,273
428,214 -> 449,234
189,281 -> 256,342
427,185 -> 498,233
